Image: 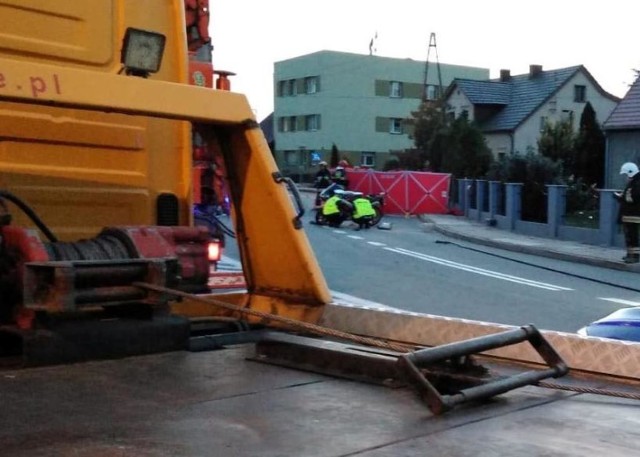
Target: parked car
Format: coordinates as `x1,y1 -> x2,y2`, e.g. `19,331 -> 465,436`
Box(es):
577,307 -> 640,342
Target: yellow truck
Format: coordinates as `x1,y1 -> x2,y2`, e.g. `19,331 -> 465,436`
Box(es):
1,2 -> 639,455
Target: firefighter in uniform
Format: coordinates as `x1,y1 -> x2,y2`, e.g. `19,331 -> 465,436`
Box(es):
615,162 -> 640,263
351,195 -> 377,231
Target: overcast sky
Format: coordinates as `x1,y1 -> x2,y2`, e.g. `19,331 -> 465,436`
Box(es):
211,0 -> 637,123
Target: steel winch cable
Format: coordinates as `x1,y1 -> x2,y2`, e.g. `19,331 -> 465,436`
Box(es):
134,282 -> 640,402
134,282 -> 415,353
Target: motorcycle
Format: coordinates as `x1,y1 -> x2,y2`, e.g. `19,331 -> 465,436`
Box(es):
312,184 -> 384,228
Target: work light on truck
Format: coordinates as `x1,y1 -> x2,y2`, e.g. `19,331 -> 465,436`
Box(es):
121,27 -> 166,77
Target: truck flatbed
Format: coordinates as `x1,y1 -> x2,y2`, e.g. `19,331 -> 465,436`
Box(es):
2,340 -> 638,457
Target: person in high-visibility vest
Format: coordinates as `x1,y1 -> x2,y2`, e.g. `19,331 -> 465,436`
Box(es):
322,192 -> 348,227
352,196 -> 377,230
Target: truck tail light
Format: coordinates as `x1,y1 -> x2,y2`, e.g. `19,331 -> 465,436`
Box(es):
207,240 -> 222,262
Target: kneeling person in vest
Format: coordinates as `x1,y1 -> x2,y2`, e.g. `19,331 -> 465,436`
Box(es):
352,196 -> 376,231
322,193 -> 347,228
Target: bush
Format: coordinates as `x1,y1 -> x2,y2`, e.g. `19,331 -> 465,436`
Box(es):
486,152 -> 563,222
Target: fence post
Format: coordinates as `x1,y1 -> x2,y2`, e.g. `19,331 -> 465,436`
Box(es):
461,179 -> 472,218
457,179 -> 468,214
546,185 -> 566,238
599,189 -> 619,246
505,183 -> 522,231
488,181 -> 500,223
476,180 -> 486,222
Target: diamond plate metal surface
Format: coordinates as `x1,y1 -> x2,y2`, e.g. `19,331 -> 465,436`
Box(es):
320,303 -> 640,380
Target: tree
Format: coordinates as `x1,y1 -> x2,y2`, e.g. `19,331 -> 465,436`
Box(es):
407,100 -> 448,171
441,115 -> 492,178
537,119 -> 574,176
329,143 -> 340,168
408,100 -> 490,177
574,102 -> 606,187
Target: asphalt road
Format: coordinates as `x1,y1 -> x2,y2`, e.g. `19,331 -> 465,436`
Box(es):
222,192 -> 640,334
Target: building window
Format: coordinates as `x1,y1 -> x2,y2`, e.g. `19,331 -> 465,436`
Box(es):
561,110 -> 573,123
574,85 -> 586,103
425,84 -> 439,100
279,80 -> 289,97
361,152 -> 376,167
281,116 -> 295,132
390,81 -> 403,98
305,114 -> 320,131
284,150 -> 300,166
390,118 -> 403,134
288,80 -> 297,96
305,76 -> 318,94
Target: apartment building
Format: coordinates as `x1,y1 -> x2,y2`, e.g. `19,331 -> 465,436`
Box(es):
272,50 -> 489,179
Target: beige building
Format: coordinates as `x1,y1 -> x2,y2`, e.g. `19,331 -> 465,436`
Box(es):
444,65 -> 620,159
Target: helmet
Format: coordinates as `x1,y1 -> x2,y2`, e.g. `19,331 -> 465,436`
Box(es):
318,161 -> 327,166
620,162 -> 639,178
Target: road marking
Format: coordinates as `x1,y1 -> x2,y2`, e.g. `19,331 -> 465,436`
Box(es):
599,298 -> 640,307
333,230 -> 348,234
386,247 -> 573,291
348,235 -> 364,240
367,241 -> 386,247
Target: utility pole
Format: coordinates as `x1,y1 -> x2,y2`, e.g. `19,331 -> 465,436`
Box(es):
422,32 -> 443,102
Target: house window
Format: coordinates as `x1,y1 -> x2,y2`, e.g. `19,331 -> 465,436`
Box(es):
540,116 -> 548,132
361,152 -> 376,167
390,118 -> 403,134
574,85 -> 586,103
561,110 -> 573,123
289,79 -> 297,96
390,81 -> 403,98
305,76 -> 318,94
288,116 -> 297,132
305,114 -> 320,131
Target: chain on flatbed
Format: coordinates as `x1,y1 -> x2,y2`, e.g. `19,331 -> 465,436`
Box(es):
134,282 -> 640,402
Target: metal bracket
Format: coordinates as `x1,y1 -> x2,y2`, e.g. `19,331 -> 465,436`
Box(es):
396,324 -> 568,415
272,171 -> 305,229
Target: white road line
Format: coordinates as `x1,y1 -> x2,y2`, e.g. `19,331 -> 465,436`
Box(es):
367,241 -> 386,247
386,247 -> 572,291
333,230 -> 348,234
599,298 -> 640,307
347,235 -> 364,240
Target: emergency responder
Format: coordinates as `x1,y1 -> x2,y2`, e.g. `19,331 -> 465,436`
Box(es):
615,162 -> 640,263
314,161 -> 332,189
322,191 -> 348,227
332,160 -> 350,188
351,195 -> 377,230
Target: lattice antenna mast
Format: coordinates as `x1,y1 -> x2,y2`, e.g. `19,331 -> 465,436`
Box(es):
422,32 -> 443,102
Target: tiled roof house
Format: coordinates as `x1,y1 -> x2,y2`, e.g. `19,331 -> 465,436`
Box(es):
602,75 -> 640,187
444,65 -> 620,159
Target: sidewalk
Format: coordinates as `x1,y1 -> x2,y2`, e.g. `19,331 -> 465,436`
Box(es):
296,185 -> 639,273
421,214 -> 640,273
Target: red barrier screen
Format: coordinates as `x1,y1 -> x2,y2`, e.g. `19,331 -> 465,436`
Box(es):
346,169 -> 451,215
